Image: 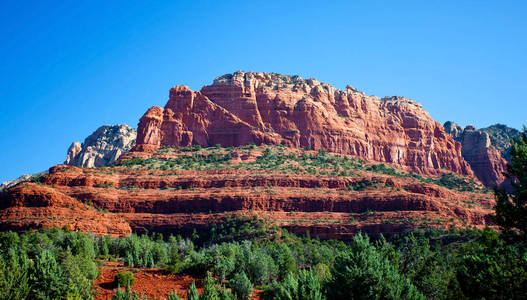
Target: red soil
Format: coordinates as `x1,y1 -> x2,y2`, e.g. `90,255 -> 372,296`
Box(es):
94,261 -> 262,300
94,261 -> 201,300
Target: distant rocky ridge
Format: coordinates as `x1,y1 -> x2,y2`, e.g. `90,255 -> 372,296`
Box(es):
444,122 -> 520,187
0,174 -> 32,192
131,71 -> 472,177
480,124 -> 521,161
66,125 -> 136,168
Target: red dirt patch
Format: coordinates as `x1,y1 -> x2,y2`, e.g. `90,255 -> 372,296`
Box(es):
94,261 -> 201,300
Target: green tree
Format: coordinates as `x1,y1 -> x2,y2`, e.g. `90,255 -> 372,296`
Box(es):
200,272 -> 219,300
274,269 -> 325,300
112,286 -> 143,300
494,128 -> 527,242
230,271 -> 253,300
396,233 -> 455,299
168,290 -> 182,300
211,244 -> 236,281
456,227 -> 527,299
28,249 -> 65,299
326,234 -> 424,300
61,249 -> 98,299
187,282 -> 199,300
0,248 -> 31,299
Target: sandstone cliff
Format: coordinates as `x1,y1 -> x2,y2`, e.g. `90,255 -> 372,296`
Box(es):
444,122 -> 519,187
133,71 -> 472,177
66,125 -> 137,168
1,72 -> 502,238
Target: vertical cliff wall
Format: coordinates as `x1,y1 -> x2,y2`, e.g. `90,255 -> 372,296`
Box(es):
133,71 -> 473,177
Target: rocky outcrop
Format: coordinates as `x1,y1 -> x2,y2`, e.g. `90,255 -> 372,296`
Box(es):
444,122 -> 516,187
133,71 -> 472,177
0,174 -> 34,191
66,125 -> 137,168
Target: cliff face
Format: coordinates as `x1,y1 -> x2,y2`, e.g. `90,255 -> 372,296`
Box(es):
66,125 -> 137,168
134,71 -> 472,177
444,122 -> 513,187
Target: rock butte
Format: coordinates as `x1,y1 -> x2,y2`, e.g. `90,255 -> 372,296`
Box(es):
0,72 -> 500,238
132,71 -> 472,177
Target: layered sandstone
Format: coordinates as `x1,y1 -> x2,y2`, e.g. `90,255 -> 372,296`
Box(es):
66,124 -> 137,168
0,146 -> 494,238
133,71 -> 472,177
0,182 -> 131,235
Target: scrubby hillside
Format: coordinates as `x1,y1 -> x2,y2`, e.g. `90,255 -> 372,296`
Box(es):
0,145 -> 494,239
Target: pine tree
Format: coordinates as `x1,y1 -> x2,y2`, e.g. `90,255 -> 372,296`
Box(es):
168,290 -> 182,300
230,271 -> 253,300
494,128 -> 527,242
326,233 -> 424,300
188,282 -> 199,300
274,269 -> 325,300
199,272 -> 219,300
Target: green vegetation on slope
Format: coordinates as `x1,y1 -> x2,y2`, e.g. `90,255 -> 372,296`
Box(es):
1,220 -> 526,299
112,144 -> 488,193
481,124 -> 522,159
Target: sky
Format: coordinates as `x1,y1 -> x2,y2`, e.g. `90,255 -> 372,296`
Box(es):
1,0 -> 526,182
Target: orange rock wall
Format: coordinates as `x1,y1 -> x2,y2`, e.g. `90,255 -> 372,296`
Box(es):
134,72 -> 472,177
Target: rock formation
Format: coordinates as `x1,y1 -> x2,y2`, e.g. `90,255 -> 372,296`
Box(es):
0,174 -> 33,191
0,181 -> 131,236
66,125 -> 137,168
444,122 -> 519,187
133,71 -> 472,177
480,124 -> 521,161
0,147 -> 495,238
1,72 -> 506,238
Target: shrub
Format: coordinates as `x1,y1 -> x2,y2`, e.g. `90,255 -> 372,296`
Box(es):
112,286 -> 143,300
199,272 -> 219,300
115,271 -> 135,287
230,272 -> 253,300
196,271 -> 236,300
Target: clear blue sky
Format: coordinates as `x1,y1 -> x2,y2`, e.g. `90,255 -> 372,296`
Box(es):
1,1 -> 526,182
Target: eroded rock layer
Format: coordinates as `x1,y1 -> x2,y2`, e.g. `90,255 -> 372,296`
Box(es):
0,146 -> 494,238
133,71 -> 472,177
